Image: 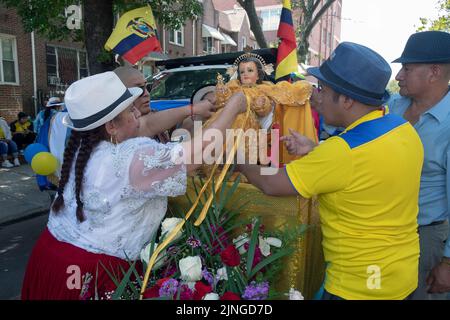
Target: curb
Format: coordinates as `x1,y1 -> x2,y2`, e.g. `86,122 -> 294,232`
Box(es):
0,209 -> 49,227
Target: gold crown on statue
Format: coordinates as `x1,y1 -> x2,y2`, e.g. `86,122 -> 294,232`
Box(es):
226,46 -> 274,77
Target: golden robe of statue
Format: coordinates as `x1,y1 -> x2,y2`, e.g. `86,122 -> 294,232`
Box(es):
202,75 -> 318,168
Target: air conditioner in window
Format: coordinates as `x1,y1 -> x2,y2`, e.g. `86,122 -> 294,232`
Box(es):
207,47 -> 217,54
48,76 -> 61,85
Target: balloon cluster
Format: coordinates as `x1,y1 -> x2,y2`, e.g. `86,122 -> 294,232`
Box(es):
24,143 -> 59,176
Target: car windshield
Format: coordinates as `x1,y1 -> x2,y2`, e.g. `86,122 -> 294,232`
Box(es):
150,68 -> 230,100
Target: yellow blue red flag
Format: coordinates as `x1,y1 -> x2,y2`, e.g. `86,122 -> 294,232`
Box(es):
105,6 -> 161,65
275,0 -> 298,80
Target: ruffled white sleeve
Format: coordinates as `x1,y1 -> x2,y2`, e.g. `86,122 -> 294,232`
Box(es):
128,140 -> 187,197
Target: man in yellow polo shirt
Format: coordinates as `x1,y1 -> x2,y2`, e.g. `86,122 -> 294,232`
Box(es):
238,42 -> 424,299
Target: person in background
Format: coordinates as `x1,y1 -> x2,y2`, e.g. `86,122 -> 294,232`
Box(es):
113,66 -> 217,143
388,30 -> 450,299
10,112 -> 36,154
0,116 -> 20,167
34,97 -> 64,136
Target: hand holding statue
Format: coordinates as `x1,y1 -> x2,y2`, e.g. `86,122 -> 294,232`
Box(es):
192,99 -> 218,120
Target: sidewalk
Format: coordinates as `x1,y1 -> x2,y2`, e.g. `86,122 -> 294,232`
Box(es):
0,164 -> 52,225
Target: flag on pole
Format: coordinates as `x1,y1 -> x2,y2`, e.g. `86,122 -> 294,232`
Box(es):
105,6 -> 161,65
275,0 -> 298,80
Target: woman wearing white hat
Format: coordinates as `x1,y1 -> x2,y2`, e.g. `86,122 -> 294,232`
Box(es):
33,97 -> 64,137
21,71 -> 247,300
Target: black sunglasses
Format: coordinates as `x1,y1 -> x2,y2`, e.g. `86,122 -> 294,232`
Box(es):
137,83 -> 152,97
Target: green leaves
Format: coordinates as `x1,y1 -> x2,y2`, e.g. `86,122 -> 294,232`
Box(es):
417,0 -> 449,32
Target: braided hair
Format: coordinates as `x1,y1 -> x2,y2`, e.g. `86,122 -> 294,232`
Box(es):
237,57 -> 266,84
52,126 -> 109,222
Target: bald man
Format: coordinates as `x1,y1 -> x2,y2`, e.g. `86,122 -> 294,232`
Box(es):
114,66 -> 217,139
388,31 -> 450,299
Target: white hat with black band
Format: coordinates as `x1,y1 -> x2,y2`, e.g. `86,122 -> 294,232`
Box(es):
62,71 -> 142,131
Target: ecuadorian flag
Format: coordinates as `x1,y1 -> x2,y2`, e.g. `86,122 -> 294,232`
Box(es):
105,6 -> 161,65
275,0 -> 298,80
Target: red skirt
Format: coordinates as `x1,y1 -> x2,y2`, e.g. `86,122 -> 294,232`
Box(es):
22,228 -> 142,300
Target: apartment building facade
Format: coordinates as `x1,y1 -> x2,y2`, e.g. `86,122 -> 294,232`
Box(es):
0,1 -> 342,120
0,4 -> 87,122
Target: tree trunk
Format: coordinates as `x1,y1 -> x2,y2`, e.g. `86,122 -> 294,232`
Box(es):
238,0 -> 268,48
82,0 -> 114,74
296,0 -> 336,63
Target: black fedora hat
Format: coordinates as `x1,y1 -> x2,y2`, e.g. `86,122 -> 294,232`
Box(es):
307,42 -> 391,106
393,31 -> 450,64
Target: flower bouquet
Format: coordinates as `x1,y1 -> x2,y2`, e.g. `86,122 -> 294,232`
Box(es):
103,172 -> 306,300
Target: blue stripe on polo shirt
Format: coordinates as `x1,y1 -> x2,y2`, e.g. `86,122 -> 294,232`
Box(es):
340,114 -> 407,149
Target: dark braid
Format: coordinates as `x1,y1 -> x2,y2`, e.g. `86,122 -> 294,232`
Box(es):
52,126 -> 108,222
44,107 -> 52,122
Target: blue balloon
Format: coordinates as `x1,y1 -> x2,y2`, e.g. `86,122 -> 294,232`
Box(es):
24,143 -> 48,164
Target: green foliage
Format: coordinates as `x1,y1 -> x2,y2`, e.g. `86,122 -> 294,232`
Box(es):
1,0 -> 83,41
417,0 -> 449,32
1,0 -> 203,40
97,170 -> 306,300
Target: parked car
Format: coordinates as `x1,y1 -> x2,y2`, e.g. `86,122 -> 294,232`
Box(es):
149,48 -> 277,111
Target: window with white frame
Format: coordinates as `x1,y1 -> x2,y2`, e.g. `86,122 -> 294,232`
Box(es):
0,35 -> 19,84
261,8 -> 282,31
169,27 -> 184,46
46,45 -> 89,86
241,36 -> 247,50
203,37 -> 214,53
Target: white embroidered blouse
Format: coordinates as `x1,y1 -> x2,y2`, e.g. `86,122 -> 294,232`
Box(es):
47,137 -> 187,260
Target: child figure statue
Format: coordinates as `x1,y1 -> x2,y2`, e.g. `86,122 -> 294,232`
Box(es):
202,50 -> 316,172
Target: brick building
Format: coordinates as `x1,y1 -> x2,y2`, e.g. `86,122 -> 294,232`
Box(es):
0,1 -> 342,120
155,0 -> 342,66
0,4 -> 87,122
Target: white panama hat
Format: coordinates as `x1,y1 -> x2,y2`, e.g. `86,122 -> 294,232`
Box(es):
46,97 -> 64,107
62,71 -> 142,131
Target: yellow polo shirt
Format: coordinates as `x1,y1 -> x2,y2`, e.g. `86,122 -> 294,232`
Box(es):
286,110 -> 423,300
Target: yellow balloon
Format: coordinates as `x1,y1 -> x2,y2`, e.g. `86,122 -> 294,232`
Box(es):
31,152 -> 59,176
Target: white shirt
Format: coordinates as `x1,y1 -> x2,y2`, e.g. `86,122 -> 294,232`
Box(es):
47,137 -> 186,260
49,112 -> 69,178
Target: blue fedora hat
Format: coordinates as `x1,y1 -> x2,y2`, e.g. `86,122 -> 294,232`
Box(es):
307,42 -> 391,106
393,31 -> 450,64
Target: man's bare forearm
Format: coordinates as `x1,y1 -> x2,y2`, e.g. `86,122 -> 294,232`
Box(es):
183,105 -> 241,173
139,106 -> 190,137
239,164 -> 298,197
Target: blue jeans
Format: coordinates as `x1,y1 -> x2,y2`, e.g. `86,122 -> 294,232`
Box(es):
0,140 -> 18,156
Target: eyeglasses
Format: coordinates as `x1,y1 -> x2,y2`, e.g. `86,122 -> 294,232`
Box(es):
137,83 -> 152,97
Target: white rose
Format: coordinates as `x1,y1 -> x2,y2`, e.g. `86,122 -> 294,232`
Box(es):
216,267 -> 228,281
179,256 -> 202,282
265,237 -> 282,248
232,234 -> 249,255
140,242 -> 166,270
160,217 -> 184,241
259,236 -> 282,257
289,288 -> 304,300
203,293 -> 220,300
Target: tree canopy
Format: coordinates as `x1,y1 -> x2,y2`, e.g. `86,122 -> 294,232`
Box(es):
239,0 -> 336,64
417,0 -> 449,32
